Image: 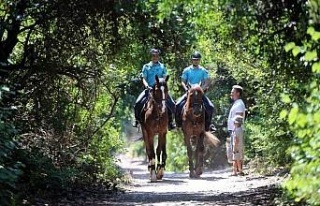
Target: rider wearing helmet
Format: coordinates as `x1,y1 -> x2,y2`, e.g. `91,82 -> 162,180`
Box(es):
133,48 -> 176,130
175,51 -> 215,132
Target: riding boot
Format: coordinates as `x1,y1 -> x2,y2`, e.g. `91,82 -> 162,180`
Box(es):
133,105 -> 141,127
168,110 -> 176,130
205,112 -> 216,133
205,120 -> 216,133
175,104 -> 182,128
175,112 -> 181,128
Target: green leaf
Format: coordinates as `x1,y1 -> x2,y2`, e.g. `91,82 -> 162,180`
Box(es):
288,104 -> 299,125
307,26 -> 320,41
312,62 -> 320,73
281,94 -> 291,103
307,27 -> 315,35
284,42 -> 296,52
292,46 -> 301,57
296,113 -> 307,128
280,110 -> 288,119
311,31 -> 320,41
305,50 -> 317,61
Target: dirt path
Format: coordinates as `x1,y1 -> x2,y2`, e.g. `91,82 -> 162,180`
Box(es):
103,154 -> 284,206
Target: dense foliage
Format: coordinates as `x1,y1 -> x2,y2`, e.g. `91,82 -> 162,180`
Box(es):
0,0 -> 319,205
282,1 -> 320,204
0,87 -> 24,205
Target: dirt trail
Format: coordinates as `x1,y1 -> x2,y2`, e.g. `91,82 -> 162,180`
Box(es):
103,154 -> 284,206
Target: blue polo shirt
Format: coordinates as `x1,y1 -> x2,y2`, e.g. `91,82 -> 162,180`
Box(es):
181,65 -> 209,85
142,61 -> 167,87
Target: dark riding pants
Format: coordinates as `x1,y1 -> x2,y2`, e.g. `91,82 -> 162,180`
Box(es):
134,89 -> 176,122
175,93 -> 214,130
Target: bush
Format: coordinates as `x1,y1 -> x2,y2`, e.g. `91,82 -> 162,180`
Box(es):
0,86 -> 24,206
282,21 -> 320,205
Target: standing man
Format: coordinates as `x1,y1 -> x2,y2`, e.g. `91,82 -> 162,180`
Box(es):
227,85 -> 246,170
175,51 -> 215,132
133,48 -> 176,130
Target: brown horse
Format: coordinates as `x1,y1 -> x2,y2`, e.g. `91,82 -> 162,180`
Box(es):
140,75 -> 170,181
181,84 -> 220,178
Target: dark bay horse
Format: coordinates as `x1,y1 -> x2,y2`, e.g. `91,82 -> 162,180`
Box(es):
140,75 -> 170,181
181,84 -> 220,178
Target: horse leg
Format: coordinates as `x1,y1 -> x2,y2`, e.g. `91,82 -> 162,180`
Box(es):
149,132 -> 157,182
142,128 -> 157,181
184,134 -> 195,178
186,141 -> 196,178
156,135 -> 161,177
195,133 -> 205,177
156,132 -> 167,180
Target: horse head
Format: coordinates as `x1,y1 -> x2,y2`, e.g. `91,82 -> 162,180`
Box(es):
187,84 -> 204,117
152,75 -> 169,114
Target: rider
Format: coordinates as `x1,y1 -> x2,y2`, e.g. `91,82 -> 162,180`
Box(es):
175,51 -> 215,132
133,48 -> 176,130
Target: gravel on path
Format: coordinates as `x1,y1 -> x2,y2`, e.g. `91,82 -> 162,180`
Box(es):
101,154 -> 285,206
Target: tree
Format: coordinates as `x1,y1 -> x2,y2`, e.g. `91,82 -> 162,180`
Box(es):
282,1 -> 320,204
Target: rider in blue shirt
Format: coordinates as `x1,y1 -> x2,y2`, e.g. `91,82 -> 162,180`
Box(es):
175,51 -> 215,132
133,48 -> 176,130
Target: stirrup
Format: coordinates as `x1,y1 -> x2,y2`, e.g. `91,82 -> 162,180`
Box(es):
133,120 -> 139,127
210,124 -> 216,132
205,124 -> 216,133
168,122 -> 176,130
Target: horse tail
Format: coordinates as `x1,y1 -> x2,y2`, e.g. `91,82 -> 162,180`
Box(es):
204,132 -> 220,146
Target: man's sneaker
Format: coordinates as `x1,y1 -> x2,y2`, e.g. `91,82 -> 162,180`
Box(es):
168,122 -> 176,130
133,120 -> 139,127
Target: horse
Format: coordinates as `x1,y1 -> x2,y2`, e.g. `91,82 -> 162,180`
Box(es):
181,84 -> 220,178
140,75 -> 170,181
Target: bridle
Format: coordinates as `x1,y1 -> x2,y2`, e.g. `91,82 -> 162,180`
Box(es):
188,87 -> 204,118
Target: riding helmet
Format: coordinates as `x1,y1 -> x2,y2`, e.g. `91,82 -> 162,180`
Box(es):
150,48 -> 160,55
191,51 -> 202,60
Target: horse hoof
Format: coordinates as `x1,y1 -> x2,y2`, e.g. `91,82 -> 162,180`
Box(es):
150,170 -> 157,182
156,168 -> 164,180
196,168 -> 203,176
196,172 -> 202,176
189,171 -> 197,178
190,174 -> 200,179
156,174 -> 163,180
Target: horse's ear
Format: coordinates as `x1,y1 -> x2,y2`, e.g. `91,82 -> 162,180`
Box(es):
155,75 -> 159,84
165,75 -> 169,82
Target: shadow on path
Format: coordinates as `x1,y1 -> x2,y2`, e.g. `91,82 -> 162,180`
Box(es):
104,185 -> 283,206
